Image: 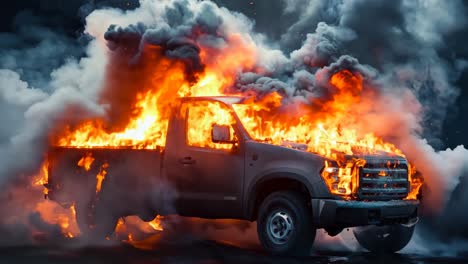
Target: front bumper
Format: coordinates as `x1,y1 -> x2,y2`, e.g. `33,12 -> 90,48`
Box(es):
311,199 -> 419,228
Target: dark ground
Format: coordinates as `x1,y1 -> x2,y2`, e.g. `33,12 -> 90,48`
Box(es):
0,235 -> 467,264
0,221 -> 468,264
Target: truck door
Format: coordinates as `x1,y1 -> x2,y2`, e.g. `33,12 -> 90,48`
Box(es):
169,100 -> 245,218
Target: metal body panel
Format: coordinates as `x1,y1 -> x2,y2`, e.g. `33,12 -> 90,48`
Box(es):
47,147 -> 166,216
242,141 -> 332,218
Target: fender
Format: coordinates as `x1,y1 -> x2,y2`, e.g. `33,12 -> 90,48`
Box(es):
244,169 -> 329,220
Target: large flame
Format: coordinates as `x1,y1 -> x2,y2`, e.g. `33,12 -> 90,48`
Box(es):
54,68 -> 404,158
186,100 -> 238,150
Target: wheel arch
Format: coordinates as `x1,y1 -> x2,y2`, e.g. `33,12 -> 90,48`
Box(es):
246,172 -> 315,221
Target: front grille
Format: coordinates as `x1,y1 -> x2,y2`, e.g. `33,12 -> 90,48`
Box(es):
357,157 -> 409,201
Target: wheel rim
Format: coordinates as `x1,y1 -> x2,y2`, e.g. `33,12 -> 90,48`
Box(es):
267,210 -> 294,245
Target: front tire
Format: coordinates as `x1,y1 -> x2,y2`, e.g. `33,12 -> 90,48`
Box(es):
353,224 -> 415,253
257,191 -> 315,256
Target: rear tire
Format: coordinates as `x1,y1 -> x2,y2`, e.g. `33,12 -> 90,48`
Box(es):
257,191 -> 315,256
353,224 -> 415,253
75,200 -> 118,241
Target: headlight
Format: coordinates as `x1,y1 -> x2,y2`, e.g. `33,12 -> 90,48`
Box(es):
324,167 -> 338,174
321,160 -> 353,196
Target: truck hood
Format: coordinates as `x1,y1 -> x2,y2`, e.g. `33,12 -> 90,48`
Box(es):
248,139 -> 407,163
243,140 -> 331,197
244,139 -> 410,200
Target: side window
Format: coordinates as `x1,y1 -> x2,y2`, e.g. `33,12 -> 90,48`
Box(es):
185,101 -> 238,150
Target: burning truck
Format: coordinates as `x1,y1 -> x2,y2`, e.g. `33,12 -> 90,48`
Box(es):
42,91 -> 422,256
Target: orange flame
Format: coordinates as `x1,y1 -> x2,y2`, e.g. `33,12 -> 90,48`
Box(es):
95,163 -> 109,194
33,158 -> 49,195
148,215 -> 164,231
321,159 -> 366,196
407,164 -> 423,200
186,101 -> 238,150
113,215 -> 164,249
35,201 -> 80,238
77,153 -> 95,171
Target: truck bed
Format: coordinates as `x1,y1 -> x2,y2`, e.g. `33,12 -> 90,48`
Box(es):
46,147 -> 165,217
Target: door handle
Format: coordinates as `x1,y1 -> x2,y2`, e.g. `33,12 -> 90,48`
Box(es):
178,156 -> 196,165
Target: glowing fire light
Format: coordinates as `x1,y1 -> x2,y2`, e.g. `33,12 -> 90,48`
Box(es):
407,164 -> 423,200
34,201 -> 80,238
113,215 -> 164,248
96,163 -> 109,194
77,152 -> 95,171
33,159 -> 49,196
185,101 -> 237,150
149,215 -> 164,231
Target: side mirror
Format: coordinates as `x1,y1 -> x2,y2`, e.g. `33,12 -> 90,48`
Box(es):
211,124 -> 236,144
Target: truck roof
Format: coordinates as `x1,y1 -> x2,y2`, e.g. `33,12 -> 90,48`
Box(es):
180,96 -> 246,105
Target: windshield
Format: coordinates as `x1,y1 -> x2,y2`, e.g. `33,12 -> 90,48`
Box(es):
231,100 -> 311,148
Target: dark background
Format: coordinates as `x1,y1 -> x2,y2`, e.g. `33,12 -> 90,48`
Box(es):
0,0 -> 466,149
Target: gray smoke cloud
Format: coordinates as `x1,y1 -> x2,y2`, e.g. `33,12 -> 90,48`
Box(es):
0,0 -> 467,253
0,3 -> 110,244
0,10 -> 86,91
